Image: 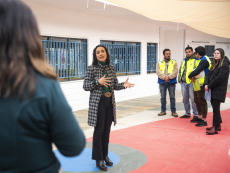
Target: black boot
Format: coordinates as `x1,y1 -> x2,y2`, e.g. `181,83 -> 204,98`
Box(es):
104,156 -> 113,166
96,160 -> 107,171
206,126 -> 218,135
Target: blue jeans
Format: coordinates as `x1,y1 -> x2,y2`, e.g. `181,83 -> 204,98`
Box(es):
159,83 -> 176,113
181,82 -> 198,116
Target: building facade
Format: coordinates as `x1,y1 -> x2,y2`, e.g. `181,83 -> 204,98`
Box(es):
23,0 -> 230,111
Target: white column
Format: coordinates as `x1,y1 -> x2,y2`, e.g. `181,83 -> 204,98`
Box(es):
87,37 -> 100,66
141,41 -> 147,76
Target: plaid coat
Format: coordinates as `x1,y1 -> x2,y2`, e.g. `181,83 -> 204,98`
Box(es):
83,63 -> 125,127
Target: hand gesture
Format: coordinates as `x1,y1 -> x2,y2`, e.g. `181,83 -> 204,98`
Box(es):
205,85 -> 209,91
190,77 -> 195,83
165,76 -> 169,82
98,75 -> 111,88
123,77 -> 135,89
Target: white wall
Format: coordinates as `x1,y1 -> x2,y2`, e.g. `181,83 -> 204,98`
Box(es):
225,44 -> 230,58
185,26 -> 230,57
159,29 -> 166,60
60,74 -> 159,111
165,30 -> 185,67
159,29 -> 185,90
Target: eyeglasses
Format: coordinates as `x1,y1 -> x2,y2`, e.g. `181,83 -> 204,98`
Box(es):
213,53 -> 220,55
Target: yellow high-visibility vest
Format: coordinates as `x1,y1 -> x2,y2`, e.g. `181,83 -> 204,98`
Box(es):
180,58 -> 197,84
195,55 -> 212,85
159,59 -> 176,75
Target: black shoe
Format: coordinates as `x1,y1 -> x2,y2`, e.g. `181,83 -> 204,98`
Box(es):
180,114 -> 191,118
190,117 -> 202,123
206,126 -> 218,135
195,120 -> 207,127
104,156 -> 113,166
206,126 -> 221,131
96,160 -> 107,171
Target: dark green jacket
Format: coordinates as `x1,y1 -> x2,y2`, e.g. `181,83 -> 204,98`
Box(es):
0,73 -> 85,173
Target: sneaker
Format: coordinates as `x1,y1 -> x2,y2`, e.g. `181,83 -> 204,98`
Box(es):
171,112 -> 178,117
195,120 -> 208,127
180,114 -> 191,118
158,112 -> 166,116
190,116 -> 202,123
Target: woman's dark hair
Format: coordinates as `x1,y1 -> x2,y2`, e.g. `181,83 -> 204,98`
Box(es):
185,45 -> 193,52
163,48 -> 171,55
210,48 -> 225,71
0,0 -> 57,100
195,46 -> 206,56
92,45 -> 110,66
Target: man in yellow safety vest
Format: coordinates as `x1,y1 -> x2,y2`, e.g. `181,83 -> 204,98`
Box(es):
178,46 -> 198,119
156,49 -> 179,117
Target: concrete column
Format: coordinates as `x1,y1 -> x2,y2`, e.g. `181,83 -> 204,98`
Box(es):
87,37 -> 100,66
141,41 -> 147,76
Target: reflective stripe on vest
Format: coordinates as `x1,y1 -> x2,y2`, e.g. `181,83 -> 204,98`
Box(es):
159,59 -> 176,75
180,58 -> 196,84
195,55 -> 212,85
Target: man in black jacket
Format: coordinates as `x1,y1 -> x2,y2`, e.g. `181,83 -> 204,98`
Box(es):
188,46 -> 211,127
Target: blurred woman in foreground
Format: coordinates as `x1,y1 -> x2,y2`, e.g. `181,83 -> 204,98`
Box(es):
0,0 -> 85,172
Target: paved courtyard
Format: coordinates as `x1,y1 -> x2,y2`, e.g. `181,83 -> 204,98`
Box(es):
57,85 -> 230,173
74,89 -> 183,131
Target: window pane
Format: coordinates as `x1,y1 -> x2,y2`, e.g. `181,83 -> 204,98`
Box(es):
41,37 -> 87,81
147,43 -> 157,73
205,45 -> 215,57
101,41 -> 141,75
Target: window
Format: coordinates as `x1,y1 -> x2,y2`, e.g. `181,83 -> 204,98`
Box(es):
205,45 -> 215,61
101,41 -> 141,75
147,43 -> 157,73
42,37 -> 87,81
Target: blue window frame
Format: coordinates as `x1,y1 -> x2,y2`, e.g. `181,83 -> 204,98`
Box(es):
147,43 -> 157,73
42,37 -> 87,81
101,41 -> 141,75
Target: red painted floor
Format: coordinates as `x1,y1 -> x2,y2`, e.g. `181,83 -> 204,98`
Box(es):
87,94 -> 230,173
110,110 -> 230,173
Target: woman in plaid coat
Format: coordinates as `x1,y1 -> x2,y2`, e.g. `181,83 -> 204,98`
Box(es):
83,45 -> 134,171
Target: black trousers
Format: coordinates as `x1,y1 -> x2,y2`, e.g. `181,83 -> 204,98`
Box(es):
92,96 -> 113,160
194,85 -> 207,118
211,99 -> 222,127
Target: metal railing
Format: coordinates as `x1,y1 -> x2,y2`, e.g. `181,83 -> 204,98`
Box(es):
42,38 -> 87,80
102,43 -> 141,75
147,44 -> 157,73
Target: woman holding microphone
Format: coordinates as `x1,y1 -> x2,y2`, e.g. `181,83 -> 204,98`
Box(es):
204,48 -> 229,135
83,45 -> 135,171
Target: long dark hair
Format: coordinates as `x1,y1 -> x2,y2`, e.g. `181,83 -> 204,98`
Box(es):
92,45 -> 110,66
0,0 -> 57,100
210,48 -> 225,71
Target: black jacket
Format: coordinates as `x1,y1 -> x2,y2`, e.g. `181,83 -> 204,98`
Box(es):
204,57 -> 230,102
188,59 -> 209,78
